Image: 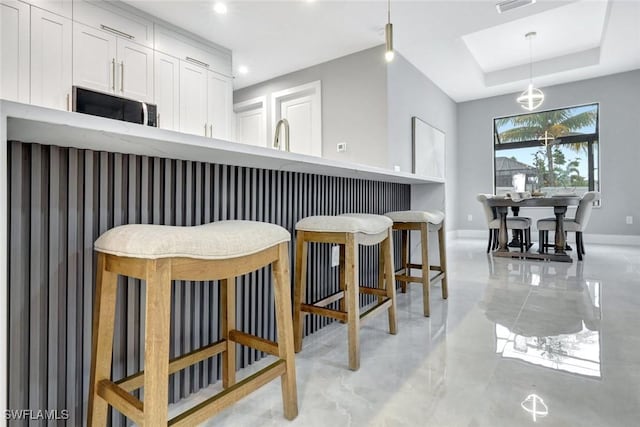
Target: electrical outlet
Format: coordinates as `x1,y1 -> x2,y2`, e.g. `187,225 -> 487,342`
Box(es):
626,216 -> 633,225
467,214 -> 473,222
331,245 -> 340,267
337,142 -> 347,152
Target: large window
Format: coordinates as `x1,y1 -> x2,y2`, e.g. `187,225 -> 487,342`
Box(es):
493,104 -> 599,199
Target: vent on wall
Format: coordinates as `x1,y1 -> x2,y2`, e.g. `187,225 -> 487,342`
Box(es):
496,0 -> 536,14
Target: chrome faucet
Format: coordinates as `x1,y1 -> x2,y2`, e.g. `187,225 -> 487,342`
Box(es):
273,118 -> 290,152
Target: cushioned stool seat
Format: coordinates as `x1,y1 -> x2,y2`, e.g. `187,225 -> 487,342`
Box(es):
88,221 -> 298,426
293,213 -> 397,370
384,210 -> 448,317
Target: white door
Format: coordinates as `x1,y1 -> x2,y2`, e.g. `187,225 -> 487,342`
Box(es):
179,60 -> 208,136
73,22 -> 116,94
208,70 -> 232,140
280,95 -> 315,156
30,8 -> 72,110
272,81 -> 322,156
117,38 -> 153,103
0,0 -> 30,103
154,52 -> 179,130
234,97 -> 267,147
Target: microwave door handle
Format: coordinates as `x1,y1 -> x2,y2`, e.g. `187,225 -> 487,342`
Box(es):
141,102 -> 148,126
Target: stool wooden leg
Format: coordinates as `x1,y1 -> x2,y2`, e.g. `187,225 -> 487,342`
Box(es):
143,259 -> 172,426
293,232 -> 308,353
438,223 -> 448,300
377,244 -> 385,306
338,244 -> 346,321
400,230 -> 408,293
221,278 -> 236,388
88,253 -> 119,427
273,242 -> 299,420
420,223 -> 431,317
345,233 -> 360,371
383,229 -> 398,335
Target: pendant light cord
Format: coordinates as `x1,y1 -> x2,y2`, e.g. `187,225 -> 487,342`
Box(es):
388,0 -> 391,24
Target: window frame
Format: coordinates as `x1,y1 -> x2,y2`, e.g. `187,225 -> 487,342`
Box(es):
492,102 -> 600,199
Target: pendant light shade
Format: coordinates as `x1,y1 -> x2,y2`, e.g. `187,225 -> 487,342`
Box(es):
385,0 -> 394,62
517,31 -> 544,111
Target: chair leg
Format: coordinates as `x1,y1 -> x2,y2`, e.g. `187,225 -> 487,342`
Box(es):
272,242 -> 299,420
577,232 -> 584,261
486,229 -> 493,253
143,258 -> 172,426
493,229 -> 499,250
88,253 -> 119,427
221,278 -> 236,388
400,230 -> 408,293
293,232 -> 308,353
538,230 -> 544,253
578,231 -> 586,255
438,223 -> 448,300
345,233 -> 360,370
382,228 -> 398,335
420,223 -> 430,317
519,229 -> 525,252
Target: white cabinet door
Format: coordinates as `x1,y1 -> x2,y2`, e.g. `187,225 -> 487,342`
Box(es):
117,38 -> 153,103
154,52 -> 179,131
73,22 -> 116,94
234,97 -> 267,147
179,61 -> 208,136
1,0 -> 30,103
272,81 -> 322,156
208,71 -> 232,140
30,7 -> 72,110
28,0 -> 72,18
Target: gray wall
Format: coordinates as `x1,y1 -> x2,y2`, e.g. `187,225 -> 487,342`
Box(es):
456,70 -> 640,236
387,53 -> 458,230
234,46 -> 389,168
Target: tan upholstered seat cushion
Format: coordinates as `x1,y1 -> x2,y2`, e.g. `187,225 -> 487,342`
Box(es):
488,217 -> 531,230
385,210 -> 445,225
537,217 -> 582,232
94,221 -> 290,260
296,214 -> 392,234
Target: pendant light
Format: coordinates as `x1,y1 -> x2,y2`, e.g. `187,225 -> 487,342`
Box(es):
385,0 -> 394,62
516,31 -> 544,111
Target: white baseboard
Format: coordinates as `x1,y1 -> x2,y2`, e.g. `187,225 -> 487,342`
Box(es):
452,229 -> 640,246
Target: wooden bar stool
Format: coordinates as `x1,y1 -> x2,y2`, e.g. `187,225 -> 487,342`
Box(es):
385,210 -> 448,317
88,221 -> 298,426
293,213 -> 397,371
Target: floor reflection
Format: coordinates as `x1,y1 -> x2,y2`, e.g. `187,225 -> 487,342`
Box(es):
484,258 -> 602,378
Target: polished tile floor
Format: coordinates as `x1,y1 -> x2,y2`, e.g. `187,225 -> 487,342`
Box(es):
169,238 -> 640,426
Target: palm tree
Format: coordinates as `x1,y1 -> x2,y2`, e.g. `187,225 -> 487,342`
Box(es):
496,108 -> 596,186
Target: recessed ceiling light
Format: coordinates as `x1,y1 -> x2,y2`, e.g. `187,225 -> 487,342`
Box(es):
213,2 -> 228,15
496,0 -> 536,14
238,65 -> 249,75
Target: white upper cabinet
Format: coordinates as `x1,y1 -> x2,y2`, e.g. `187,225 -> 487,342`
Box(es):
28,0 -> 72,18
154,52 -> 179,131
117,39 -> 153,102
73,22 -> 117,94
73,22 -> 153,102
30,7 -> 72,110
73,0 -> 153,48
179,60 -> 208,137
1,0 -> 30,103
208,71 -> 232,140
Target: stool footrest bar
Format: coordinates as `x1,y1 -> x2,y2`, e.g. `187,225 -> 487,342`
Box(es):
358,287 -> 388,297
359,299 -> 392,323
97,380 -> 143,425
300,303 -> 348,322
313,291 -> 345,308
229,330 -> 279,357
116,340 -> 227,392
395,274 -> 423,283
168,360 -> 287,427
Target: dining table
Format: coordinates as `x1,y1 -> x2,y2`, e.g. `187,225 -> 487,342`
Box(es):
486,195 -> 581,263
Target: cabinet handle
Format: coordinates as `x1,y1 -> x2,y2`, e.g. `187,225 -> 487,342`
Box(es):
111,58 -> 116,91
157,113 -> 161,128
100,24 -> 134,40
120,61 -> 124,92
185,56 -> 210,68
66,93 -> 71,112
209,124 -> 213,138
204,123 -> 208,137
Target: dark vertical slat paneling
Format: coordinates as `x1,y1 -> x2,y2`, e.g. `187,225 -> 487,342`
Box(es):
7,142 -> 410,426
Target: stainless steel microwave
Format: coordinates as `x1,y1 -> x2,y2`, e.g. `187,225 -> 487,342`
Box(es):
72,87 -> 157,127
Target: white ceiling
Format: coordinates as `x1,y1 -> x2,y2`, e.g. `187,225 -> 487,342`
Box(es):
123,0 -> 640,102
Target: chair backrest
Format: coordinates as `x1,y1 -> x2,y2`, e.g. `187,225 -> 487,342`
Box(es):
476,194 -> 497,225
574,191 -> 600,229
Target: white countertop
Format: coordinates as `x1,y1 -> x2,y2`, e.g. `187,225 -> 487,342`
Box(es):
1,100 -> 443,185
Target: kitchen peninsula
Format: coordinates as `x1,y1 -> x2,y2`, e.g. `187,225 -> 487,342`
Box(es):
0,100 -> 444,425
